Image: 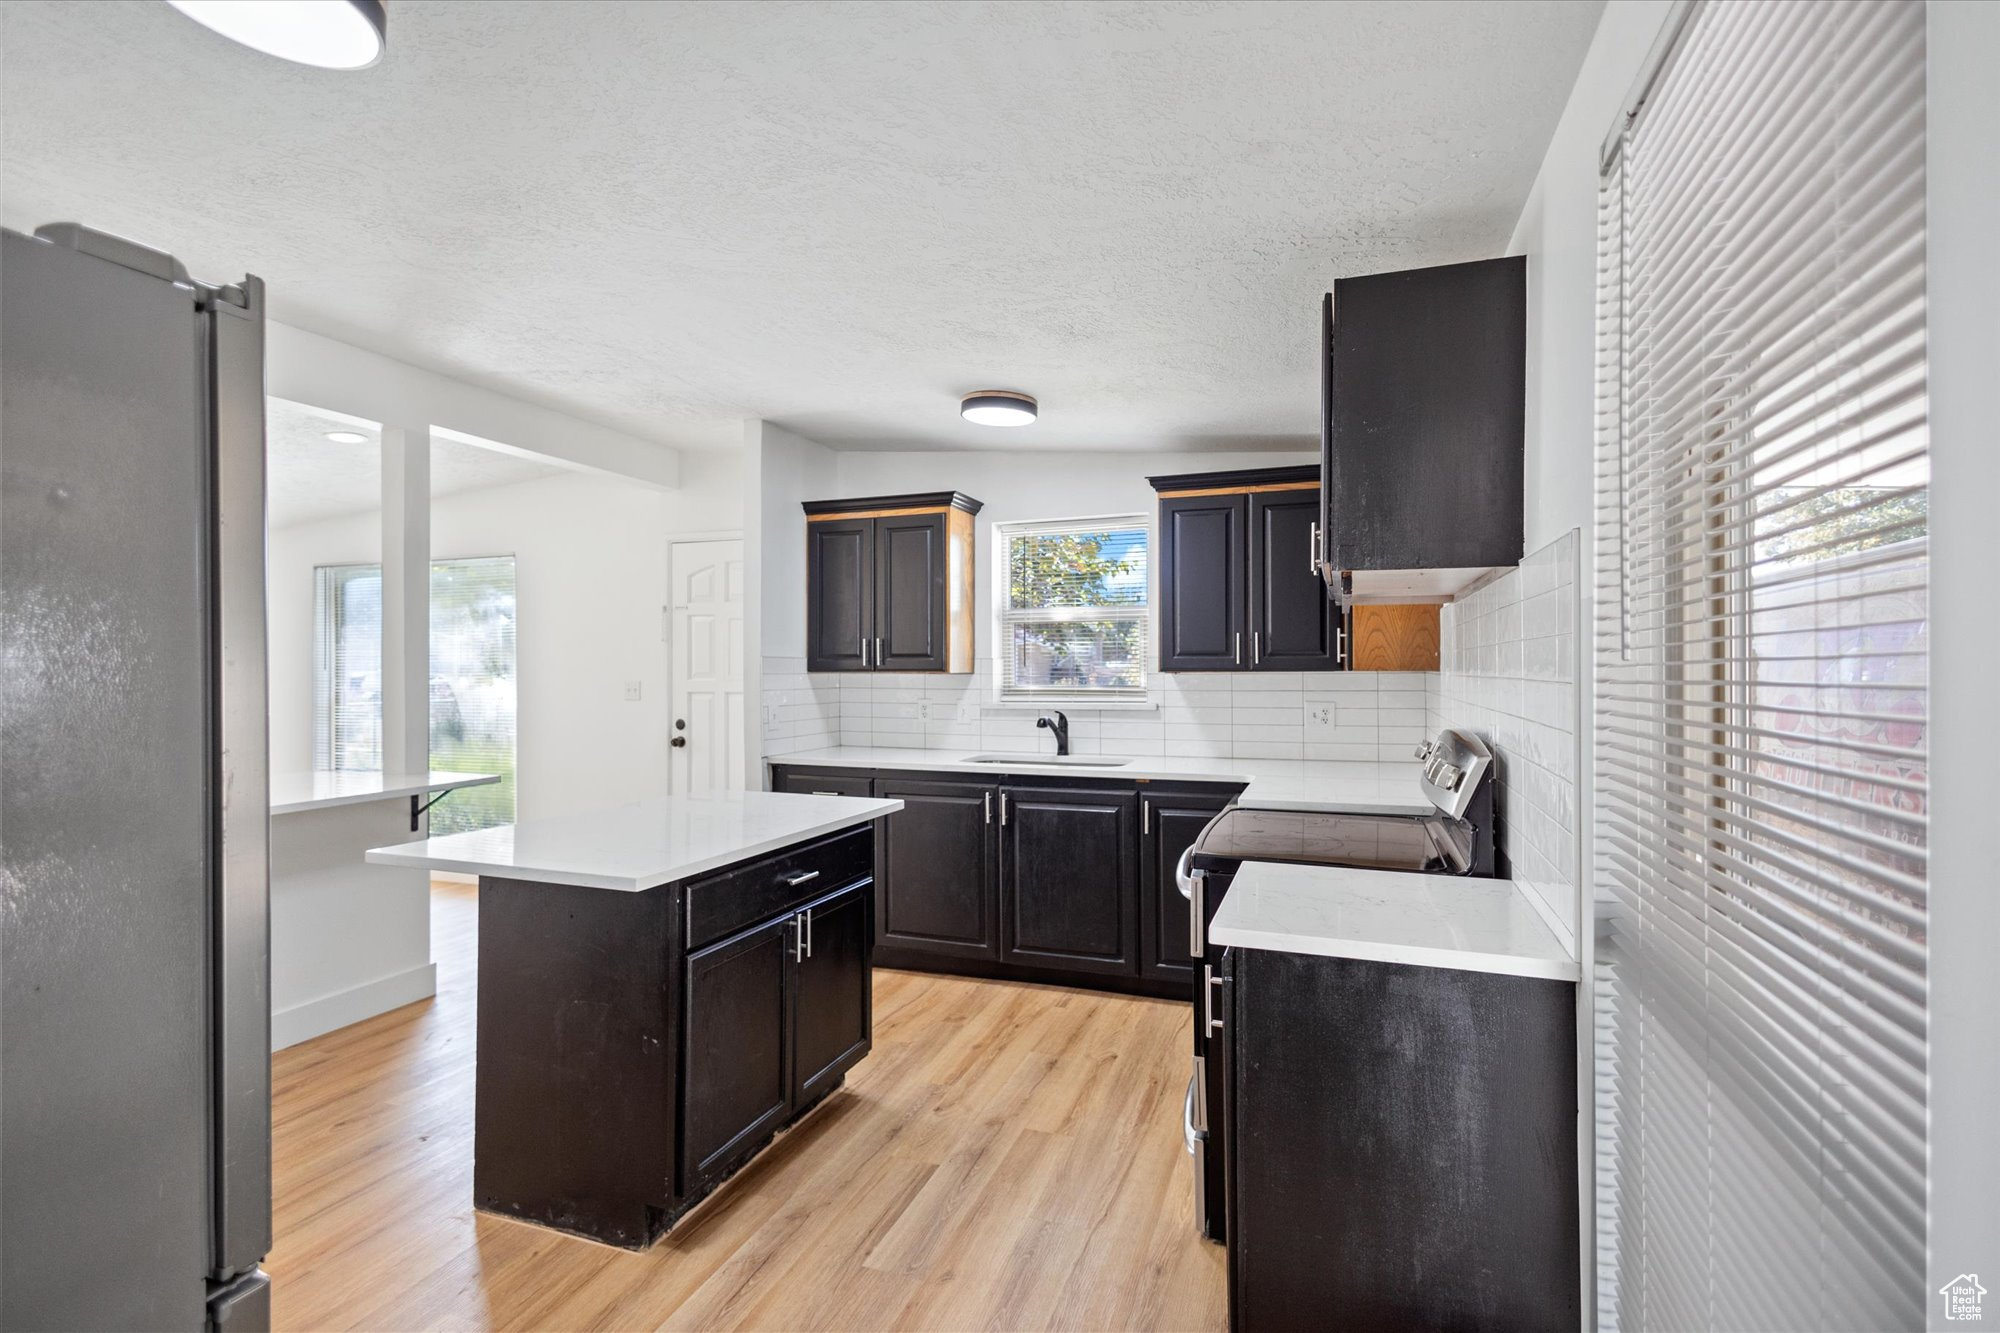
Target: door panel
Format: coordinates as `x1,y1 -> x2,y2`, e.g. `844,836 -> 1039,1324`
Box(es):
671,538 -> 747,793
875,512 -> 947,671
791,884 -> 871,1107
1158,495 -> 1247,671
1000,786 -> 1137,976
1249,493 -> 1341,670
1140,794 -> 1233,984
876,780 -> 998,960
806,519 -> 873,672
682,916 -> 791,1187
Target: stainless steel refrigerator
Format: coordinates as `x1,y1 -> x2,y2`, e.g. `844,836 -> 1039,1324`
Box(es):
2,223 -> 272,1331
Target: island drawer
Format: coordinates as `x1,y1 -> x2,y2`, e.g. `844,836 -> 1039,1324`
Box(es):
684,826 -> 874,950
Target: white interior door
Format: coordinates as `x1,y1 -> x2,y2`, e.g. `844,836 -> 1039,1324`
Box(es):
669,538 -> 746,795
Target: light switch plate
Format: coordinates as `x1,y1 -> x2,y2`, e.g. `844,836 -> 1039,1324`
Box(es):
624,681 -> 643,702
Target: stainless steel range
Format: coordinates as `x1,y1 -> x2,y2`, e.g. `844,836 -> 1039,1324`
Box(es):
1177,727 -> 1496,1243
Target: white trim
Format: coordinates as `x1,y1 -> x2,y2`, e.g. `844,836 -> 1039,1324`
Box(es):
270,962 -> 436,1051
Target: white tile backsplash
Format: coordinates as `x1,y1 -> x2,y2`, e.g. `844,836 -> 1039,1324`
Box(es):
762,656 -> 1439,762
1426,529 -> 1582,952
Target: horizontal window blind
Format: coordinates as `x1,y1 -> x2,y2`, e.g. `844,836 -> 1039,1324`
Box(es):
997,516 -> 1148,701
1593,3 -> 1928,1331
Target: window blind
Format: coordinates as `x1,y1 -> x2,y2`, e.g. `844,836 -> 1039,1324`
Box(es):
1592,3 -> 1928,1331
997,516 -> 1149,702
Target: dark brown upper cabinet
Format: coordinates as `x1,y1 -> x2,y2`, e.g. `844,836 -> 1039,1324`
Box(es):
803,491 -> 980,673
1317,256 -> 1526,603
1151,467 -> 1342,672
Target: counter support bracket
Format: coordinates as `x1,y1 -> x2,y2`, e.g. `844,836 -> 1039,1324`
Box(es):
411,789 -> 457,831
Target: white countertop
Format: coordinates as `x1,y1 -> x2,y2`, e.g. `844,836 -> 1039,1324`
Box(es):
364,790 -> 903,892
766,747 -> 1432,816
1207,860 -> 1578,982
270,769 -> 500,816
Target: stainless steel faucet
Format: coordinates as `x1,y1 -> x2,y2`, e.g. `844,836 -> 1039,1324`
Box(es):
1037,711 -> 1070,757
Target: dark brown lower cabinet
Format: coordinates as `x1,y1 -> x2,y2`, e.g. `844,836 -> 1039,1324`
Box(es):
682,915 -> 793,1190
474,827 -> 876,1249
1223,946 -> 1579,1331
876,778 -> 998,961
770,765 -> 1244,998
1139,791 -> 1233,984
999,785 -> 1137,977
791,884 -> 872,1107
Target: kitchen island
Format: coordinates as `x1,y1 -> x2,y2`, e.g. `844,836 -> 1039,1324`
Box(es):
367,789 -> 902,1248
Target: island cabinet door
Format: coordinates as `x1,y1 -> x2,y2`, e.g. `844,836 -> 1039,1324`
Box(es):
681,915 -> 793,1191
791,882 -> 872,1109
999,785 -> 1138,977
876,779 -> 999,961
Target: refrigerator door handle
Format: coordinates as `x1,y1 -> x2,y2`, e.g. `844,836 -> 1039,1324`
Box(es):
207,279 -> 273,1281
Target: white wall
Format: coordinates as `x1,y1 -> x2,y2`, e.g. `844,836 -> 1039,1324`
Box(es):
1925,0 -> 2000,1303
1503,4 -> 1677,1321
268,457 -> 745,819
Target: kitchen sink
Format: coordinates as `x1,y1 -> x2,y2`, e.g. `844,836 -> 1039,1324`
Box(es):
963,753 -> 1130,767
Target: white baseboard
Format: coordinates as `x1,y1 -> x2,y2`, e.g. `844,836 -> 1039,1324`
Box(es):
271,962 -> 438,1051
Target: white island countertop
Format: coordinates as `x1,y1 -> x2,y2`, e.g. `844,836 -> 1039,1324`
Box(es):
766,747 -> 1431,816
270,769 -> 500,816
1208,860 -> 1578,982
365,790 -> 904,892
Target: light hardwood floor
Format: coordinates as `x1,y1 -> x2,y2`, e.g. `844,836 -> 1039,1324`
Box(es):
268,881 -> 1226,1332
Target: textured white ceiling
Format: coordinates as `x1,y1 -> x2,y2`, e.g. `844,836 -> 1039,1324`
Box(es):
267,397 -> 566,528
2,1 -> 1601,453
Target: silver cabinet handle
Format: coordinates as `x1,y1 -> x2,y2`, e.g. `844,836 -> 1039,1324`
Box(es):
811,789 -> 840,796
1336,625 -> 1347,666
1252,630 -> 1262,665
1189,868 -> 1206,957
1175,845 -> 1195,901
793,913 -> 805,962
782,869 -> 820,887
1204,969 -> 1224,1034
860,636 -> 869,667
999,792 -> 1009,826
1233,631 -> 1241,666
984,790 -> 992,824
875,636 -> 884,667
1309,520 -> 1320,573
804,907 -> 813,959
1182,1073 -> 1202,1152
1142,798 -> 1151,834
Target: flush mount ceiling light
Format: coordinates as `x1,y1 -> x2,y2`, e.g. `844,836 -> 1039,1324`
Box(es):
167,0 -> 387,71
960,390 -> 1037,428
324,430 -> 369,444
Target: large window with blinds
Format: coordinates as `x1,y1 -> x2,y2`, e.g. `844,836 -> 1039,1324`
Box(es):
1592,3 -> 1928,1330
996,517 -> 1149,703
312,555 -> 518,834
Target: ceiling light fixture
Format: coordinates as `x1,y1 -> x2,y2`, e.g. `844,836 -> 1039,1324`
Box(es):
167,0 -> 387,71
960,390 -> 1037,428
324,430 -> 370,444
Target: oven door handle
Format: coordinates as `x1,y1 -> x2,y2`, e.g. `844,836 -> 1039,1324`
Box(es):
1182,1073 -> 1204,1153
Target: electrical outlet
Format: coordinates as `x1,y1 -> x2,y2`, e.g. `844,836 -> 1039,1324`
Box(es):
916,700 -> 931,722
1305,704 -> 1335,736
624,681 -> 643,702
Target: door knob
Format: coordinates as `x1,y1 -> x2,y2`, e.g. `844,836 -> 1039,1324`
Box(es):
671,736 -> 687,748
